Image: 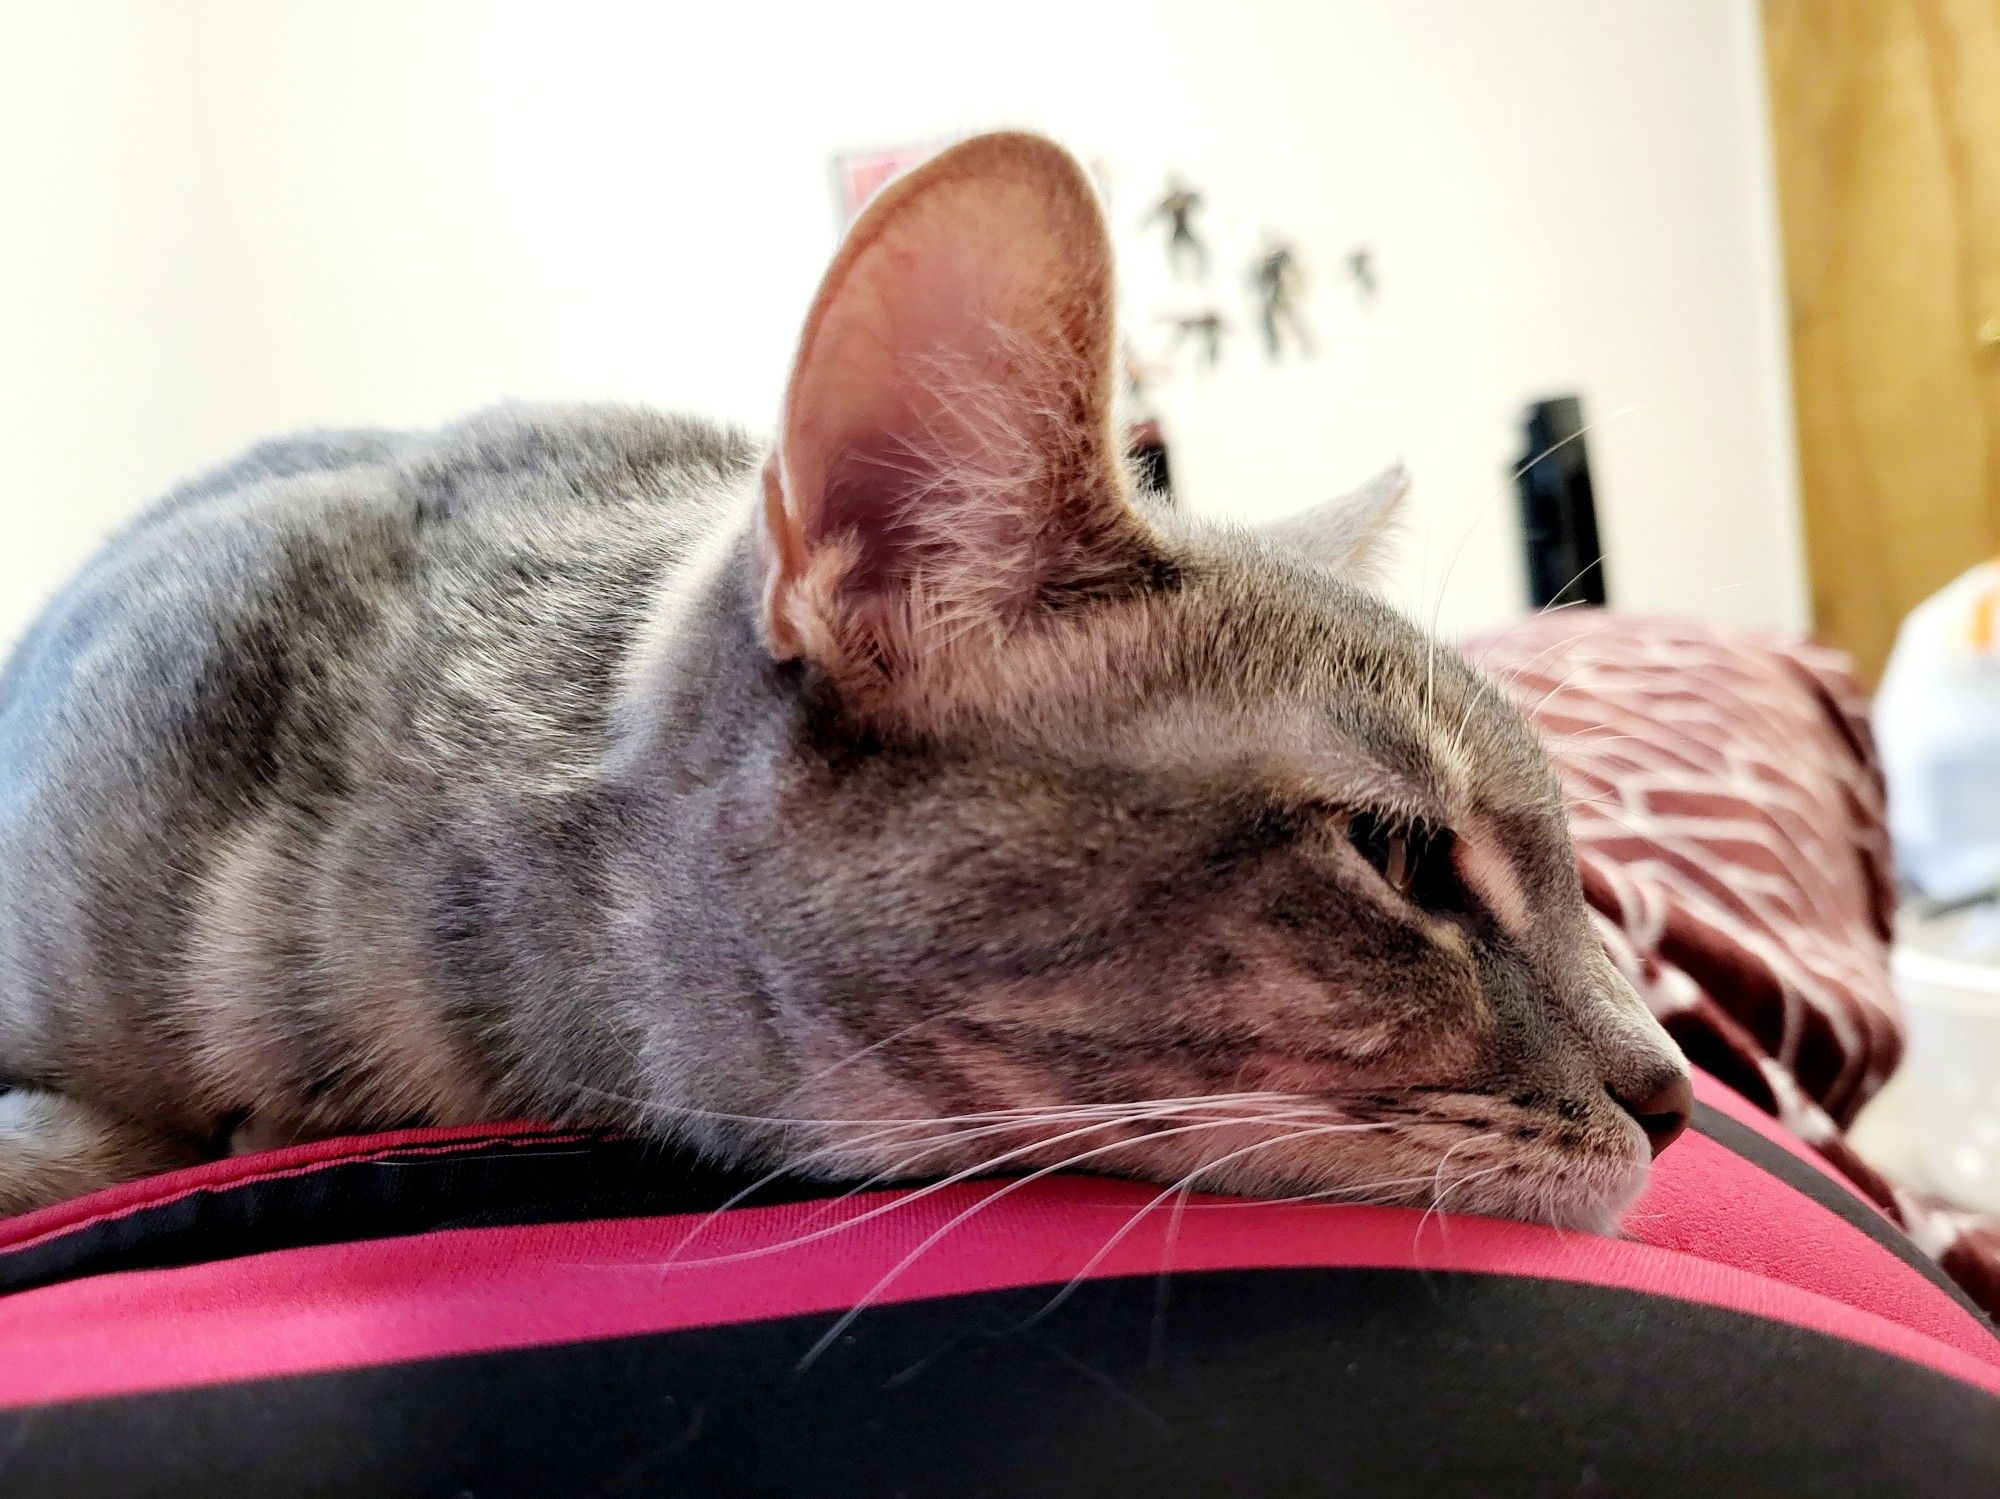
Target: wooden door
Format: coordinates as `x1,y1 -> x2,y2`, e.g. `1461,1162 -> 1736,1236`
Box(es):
1763,0 -> 2000,684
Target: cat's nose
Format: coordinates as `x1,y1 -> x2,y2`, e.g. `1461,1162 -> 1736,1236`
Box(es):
1609,1070 -> 1694,1158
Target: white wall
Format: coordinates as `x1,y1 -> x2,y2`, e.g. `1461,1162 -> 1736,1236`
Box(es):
0,0 -> 1805,649
0,5 -> 247,642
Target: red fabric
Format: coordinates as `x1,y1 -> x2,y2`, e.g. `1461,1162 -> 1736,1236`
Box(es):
1691,1067 -> 1885,1209
0,1080 -> 1994,1413
1472,612 -> 2000,1317
1631,1077 -> 1983,1359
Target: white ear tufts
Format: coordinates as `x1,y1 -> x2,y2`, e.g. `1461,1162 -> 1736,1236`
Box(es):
1257,465 -> 1410,580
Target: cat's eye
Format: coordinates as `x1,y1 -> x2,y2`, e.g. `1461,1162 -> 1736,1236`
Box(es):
1340,809 -> 1462,913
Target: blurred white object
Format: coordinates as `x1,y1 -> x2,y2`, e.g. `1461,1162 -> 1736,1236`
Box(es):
1892,904 -> 2000,1213
1874,560 -> 2000,903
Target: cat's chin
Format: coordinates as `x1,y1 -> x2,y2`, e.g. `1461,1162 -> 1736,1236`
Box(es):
1459,1154 -> 1656,1237
1146,1134 -> 1658,1240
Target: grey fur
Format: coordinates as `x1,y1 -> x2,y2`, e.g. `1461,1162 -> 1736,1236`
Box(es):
1258,465 -> 1411,579
0,136 -> 1685,1227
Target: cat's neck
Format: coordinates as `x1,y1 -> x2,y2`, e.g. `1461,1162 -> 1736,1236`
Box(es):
506,501 -> 826,1133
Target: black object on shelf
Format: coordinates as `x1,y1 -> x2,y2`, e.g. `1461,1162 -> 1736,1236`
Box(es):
1517,395 -> 1607,610
1128,418 -> 1173,505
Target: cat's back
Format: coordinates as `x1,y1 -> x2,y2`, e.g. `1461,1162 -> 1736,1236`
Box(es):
2,404 -> 756,785
0,404 -> 757,1099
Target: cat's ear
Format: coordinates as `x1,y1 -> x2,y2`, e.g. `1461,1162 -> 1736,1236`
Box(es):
756,132 -> 1149,685
1256,466 -> 1409,581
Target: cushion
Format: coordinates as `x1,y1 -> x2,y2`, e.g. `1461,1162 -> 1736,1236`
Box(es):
0,1069 -> 1993,1496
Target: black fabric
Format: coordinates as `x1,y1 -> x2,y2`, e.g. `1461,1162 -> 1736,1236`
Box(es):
3,1267 -> 1993,1497
0,1131 -> 828,1298
1691,1101 -> 1992,1324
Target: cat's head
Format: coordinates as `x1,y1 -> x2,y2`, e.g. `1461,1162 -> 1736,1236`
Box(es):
720,133 -> 1688,1233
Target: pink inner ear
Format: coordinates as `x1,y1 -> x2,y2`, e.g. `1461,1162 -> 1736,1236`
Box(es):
762,134 -> 1129,664
778,156 -> 1111,532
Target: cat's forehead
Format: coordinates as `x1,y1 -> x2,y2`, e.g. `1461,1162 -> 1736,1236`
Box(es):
1107,560 -> 1561,822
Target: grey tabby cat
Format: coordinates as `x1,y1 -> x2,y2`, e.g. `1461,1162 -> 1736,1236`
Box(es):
0,133 -> 1690,1227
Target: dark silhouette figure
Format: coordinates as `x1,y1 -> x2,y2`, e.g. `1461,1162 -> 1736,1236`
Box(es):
1165,310 -> 1227,369
1146,176 -> 1209,279
1347,246 -> 1378,303
1253,242 -> 1315,359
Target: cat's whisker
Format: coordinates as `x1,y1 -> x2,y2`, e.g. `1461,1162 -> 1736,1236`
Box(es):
1572,805 -> 1656,843
1149,1179 -> 1196,1366
1552,728 -> 1643,747
1565,790 -> 1643,811
790,1109 -> 1394,1372
565,1073 -> 1172,1154
1413,1131 -> 1504,1248
1447,672 -> 1520,770
1415,1153 -> 1517,1255
1534,596 -> 1592,617
663,1111 -> 1050,1265
564,1079 -> 1307,1132
1511,402 -> 1650,486
1448,1152 -> 1517,1204
661,1097 -> 1335,1275
1534,555 -> 1609,616
1482,614 -> 1623,688
801,1097 -> 1313,1203
1421,402 -> 1646,682
664,1095 -> 1319,1263
1518,654 -> 1615,722
1176,1168 -> 1441,1210
1455,619 -> 1625,764
1011,1118 -> 1412,1332
1467,624 -> 1573,677
1417,1155 -> 1521,1251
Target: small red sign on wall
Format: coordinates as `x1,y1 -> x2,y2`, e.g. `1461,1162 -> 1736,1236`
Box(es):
830,142 -> 945,230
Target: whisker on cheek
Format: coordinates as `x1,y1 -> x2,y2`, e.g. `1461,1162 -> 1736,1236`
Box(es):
566,1080 -> 1312,1132
771,1101 -> 1334,1246
661,1109 -> 1073,1265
